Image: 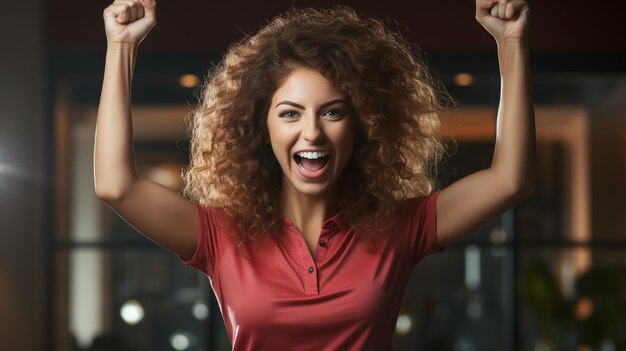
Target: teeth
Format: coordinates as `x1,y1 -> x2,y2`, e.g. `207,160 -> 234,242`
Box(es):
296,151 -> 328,159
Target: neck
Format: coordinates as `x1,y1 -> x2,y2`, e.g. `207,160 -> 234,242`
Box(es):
279,184 -> 340,237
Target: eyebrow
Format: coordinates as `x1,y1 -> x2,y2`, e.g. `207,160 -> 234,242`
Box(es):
274,98 -> 349,110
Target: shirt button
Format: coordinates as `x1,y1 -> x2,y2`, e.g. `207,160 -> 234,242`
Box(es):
308,266 -> 314,273
319,240 -> 327,247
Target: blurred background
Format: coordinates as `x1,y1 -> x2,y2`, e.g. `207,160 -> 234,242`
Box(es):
1,0 -> 626,350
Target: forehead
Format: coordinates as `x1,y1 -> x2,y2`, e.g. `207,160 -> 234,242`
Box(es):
271,68 -> 345,104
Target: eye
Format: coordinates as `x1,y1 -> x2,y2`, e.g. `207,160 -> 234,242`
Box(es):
278,110 -> 300,118
322,109 -> 344,119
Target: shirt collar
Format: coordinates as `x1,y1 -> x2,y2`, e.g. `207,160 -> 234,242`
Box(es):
282,208 -> 350,234
324,209 -> 349,233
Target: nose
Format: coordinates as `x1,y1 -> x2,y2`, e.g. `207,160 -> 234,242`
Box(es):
301,113 -> 324,143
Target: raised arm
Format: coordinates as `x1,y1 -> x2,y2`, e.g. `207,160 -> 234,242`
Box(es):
436,0 -> 535,246
95,0 -> 198,258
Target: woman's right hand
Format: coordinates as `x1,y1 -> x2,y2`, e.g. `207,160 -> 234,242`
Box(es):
103,0 -> 157,46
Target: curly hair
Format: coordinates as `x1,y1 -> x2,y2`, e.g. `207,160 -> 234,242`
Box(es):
183,6 -> 449,250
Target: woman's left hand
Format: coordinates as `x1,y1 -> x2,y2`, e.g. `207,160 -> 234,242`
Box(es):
475,0 -> 529,43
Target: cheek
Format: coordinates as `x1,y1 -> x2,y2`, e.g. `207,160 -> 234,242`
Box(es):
332,125 -> 357,158
266,119 -> 281,146
268,136 -> 286,162
267,122 -> 294,161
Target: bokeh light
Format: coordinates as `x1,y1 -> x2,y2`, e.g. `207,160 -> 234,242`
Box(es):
179,74 -> 200,88
395,313 -> 413,335
120,300 -> 144,325
454,73 -> 474,87
192,301 -> 209,320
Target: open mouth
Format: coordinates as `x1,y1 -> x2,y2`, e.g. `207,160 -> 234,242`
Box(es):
293,152 -> 331,173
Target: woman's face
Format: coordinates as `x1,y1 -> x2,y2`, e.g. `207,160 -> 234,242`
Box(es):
267,67 -> 357,199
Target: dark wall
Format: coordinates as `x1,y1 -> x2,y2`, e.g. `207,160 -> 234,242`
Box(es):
0,0 -> 47,350
47,0 -> 626,54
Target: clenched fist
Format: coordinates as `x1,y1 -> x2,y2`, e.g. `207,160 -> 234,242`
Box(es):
103,0 -> 157,46
476,0 -> 529,43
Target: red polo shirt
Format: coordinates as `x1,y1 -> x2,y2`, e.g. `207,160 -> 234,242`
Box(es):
181,191 -> 444,351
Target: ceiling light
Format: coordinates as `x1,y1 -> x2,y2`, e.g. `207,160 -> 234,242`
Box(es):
454,73 -> 474,87
179,74 -> 200,88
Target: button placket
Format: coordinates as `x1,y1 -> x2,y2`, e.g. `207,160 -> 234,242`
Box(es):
316,229 -> 333,262
285,222 -> 320,294
304,263 -> 318,294
295,234 -> 318,294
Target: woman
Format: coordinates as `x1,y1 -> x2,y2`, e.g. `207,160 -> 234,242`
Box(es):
95,0 -> 534,349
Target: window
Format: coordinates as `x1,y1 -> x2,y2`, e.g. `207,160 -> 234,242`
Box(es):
50,56 -> 626,351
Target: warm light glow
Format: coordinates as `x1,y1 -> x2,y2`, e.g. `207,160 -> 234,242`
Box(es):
179,74 -> 200,88
395,313 -> 412,335
146,163 -> 184,191
490,227 -> 506,244
575,297 -> 593,320
120,300 -> 144,325
454,73 -> 474,87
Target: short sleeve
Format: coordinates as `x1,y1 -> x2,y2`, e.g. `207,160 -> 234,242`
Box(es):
178,203 -> 228,278
403,191 -> 445,266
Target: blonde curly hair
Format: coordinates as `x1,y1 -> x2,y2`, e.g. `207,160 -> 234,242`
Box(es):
183,6 -> 449,250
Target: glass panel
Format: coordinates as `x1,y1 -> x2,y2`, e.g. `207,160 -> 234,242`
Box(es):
62,248 -> 228,351
519,248 -> 626,351
516,142 -> 566,242
443,141 -> 569,244
395,246 -> 514,350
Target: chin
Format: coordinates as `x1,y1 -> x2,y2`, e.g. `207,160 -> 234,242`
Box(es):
292,181 -> 336,197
